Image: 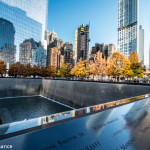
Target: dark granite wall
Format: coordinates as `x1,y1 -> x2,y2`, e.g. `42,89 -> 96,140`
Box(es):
41,80 -> 150,108
0,78 -> 41,98
1,78 -> 150,108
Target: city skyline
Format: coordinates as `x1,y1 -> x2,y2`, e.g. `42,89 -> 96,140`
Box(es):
48,0 -> 150,65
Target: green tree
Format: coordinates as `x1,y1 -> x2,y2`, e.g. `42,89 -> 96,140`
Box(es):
0,60 -> 6,76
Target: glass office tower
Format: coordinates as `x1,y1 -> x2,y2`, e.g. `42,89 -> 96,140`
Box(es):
0,0 -> 48,64
118,0 -> 139,57
0,18 -> 16,66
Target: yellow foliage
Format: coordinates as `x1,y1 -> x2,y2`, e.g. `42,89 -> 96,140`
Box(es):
71,58 -> 89,77
94,51 -> 107,76
106,52 -> 132,78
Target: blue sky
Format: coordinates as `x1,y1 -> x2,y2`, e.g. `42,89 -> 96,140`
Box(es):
48,0 -> 150,65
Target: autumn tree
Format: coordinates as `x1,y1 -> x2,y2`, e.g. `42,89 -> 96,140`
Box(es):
41,66 -> 56,77
47,65 -> 56,77
89,60 -> 97,79
24,63 -> 33,77
94,51 -> 107,79
71,58 -> 89,78
0,60 -> 6,76
130,51 -> 144,78
32,65 -> 41,77
57,63 -> 72,77
122,56 -> 133,78
106,52 -> 132,80
8,62 -> 24,77
41,67 -> 49,77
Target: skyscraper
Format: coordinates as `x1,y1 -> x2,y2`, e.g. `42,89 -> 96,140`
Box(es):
46,30 -> 57,45
64,42 -> 73,65
47,37 -> 64,70
139,25 -> 144,63
75,24 -> 90,62
118,0 -> 139,57
0,0 -> 48,63
0,18 -> 16,66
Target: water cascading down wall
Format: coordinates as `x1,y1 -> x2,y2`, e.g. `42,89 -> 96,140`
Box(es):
1,78 -> 150,108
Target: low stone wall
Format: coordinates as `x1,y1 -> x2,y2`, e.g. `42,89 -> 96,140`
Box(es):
41,79 -> 150,108
0,78 -> 41,98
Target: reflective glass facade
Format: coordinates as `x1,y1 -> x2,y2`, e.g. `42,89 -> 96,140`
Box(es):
0,0 -> 48,62
0,18 -> 16,66
118,0 -> 139,57
31,48 -> 46,67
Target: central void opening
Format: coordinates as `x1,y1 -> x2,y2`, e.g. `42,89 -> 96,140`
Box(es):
0,96 -> 72,124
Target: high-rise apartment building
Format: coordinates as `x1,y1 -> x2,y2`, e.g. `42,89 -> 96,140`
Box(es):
108,44 -> 116,60
0,18 -> 16,67
47,46 -> 58,68
47,38 -> 65,70
91,43 -> 116,60
47,46 -> 64,70
64,42 -> 73,65
0,0 -> 48,63
118,0 -> 139,57
75,24 -> 90,62
139,25 -> 144,63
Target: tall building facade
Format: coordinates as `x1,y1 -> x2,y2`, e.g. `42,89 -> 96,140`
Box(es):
118,0 -> 139,57
75,24 -> 90,62
139,25 -> 144,63
19,39 -> 39,65
0,18 -> 16,67
91,43 -> 116,60
31,47 -> 46,67
47,38 -> 64,70
0,0 -> 48,63
64,42 -> 73,65
149,45 -> 150,68
108,44 -> 116,60
46,30 -> 57,45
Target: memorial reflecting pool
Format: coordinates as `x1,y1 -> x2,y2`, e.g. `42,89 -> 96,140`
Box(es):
1,96 -> 150,149
0,96 -> 72,124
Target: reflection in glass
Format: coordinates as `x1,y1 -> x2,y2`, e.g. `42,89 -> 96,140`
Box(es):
0,0 -> 48,63
0,18 -> 16,66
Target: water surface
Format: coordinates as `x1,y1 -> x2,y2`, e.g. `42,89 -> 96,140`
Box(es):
0,96 -> 71,124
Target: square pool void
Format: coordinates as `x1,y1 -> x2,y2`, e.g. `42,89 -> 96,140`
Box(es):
0,96 -> 72,124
